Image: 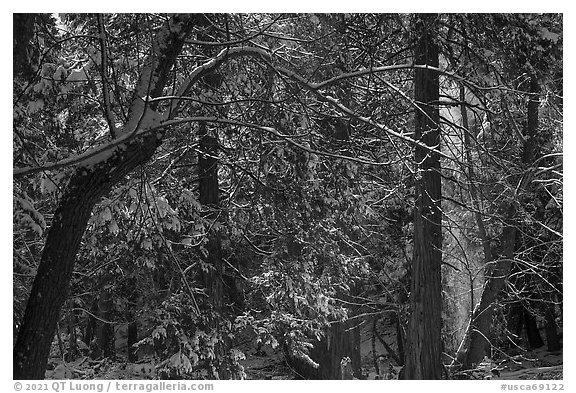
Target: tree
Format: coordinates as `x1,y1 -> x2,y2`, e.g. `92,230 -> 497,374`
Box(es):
13,13 -> 269,379
13,13 -> 562,380
457,14 -> 563,368
403,14 -> 443,380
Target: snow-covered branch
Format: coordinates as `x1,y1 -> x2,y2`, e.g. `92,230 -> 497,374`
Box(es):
269,63 -> 453,162
121,14 -> 197,136
161,117 -> 394,167
16,41 -> 471,178
167,46 -> 269,119
310,63 -> 413,90
14,132 -> 142,178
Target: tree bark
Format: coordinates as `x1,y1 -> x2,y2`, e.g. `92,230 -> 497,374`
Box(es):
13,15 -> 196,379
404,14 -> 443,380
464,220 -> 515,368
524,308 -> 544,349
126,276 -> 139,363
14,134 -> 162,379
544,305 -> 561,352
198,123 -> 224,309
65,302 -> 80,361
91,288 -> 115,359
127,321 -> 138,362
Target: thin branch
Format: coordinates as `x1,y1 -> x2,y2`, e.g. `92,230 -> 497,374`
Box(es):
167,46 -> 270,117
96,14 -> 118,139
269,62 -> 455,162
163,116 -> 395,166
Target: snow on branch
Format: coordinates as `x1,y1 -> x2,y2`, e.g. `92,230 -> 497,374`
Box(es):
160,117 -> 393,167
15,40 -> 472,178
310,63 -> 413,90
122,14 -> 197,136
167,46 -> 269,119
269,63 -> 453,162
14,46 -> 271,179
14,132 -> 142,178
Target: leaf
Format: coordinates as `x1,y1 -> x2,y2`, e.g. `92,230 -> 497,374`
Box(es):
27,99 -> 45,114
40,176 -> 58,195
540,27 -> 560,43
109,220 -> 119,234
190,352 -> 199,366
53,65 -> 67,81
66,68 -> 88,83
101,207 -> 112,221
152,326 -> 167,340
180,353 -> 193,372
141,238 -> 153,250
170,350 -> 182,368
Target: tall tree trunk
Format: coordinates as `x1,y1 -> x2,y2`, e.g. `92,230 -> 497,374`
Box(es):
198,122 -> 224,308
65,301 -> 80,361
544,304 -> 561,352
126,276 -> 139,363
195,24 -> 231,377
464,74 -> 541,368
91,287 -> 115,359
524,308 -> 544,349
13,135 -> 162,379
127,321 -> 138,362
464,221 -> 516,368
13,15 -> 196,379
404,14 -> 442,380
506,302 -> 524,347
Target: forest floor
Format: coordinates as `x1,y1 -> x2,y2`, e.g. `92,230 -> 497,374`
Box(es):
44,345 -> 563,380
44,342 -> 563,380
492,347 -> 563,380
44,322 -> 562,380
239,327 -> 564,380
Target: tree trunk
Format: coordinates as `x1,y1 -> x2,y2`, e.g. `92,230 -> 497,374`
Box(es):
84,299 -> 98,349
66,301 -> 80,361
544,305 -> 561,352
464,222 -> 515,368
404,14 -> 443,380
506,302 -> 524,346
314,320 -> 361,379
13,15 -> 197,379
13,135 -> 161,378
524,308 -> 544,349
127,321 -> 138,362
126,276 -> 139,363
194,25 -> 230,376
91,288 -> 115,359
463,74 -> 541,368
284,318 -> 362,379
198,123 -> 224,308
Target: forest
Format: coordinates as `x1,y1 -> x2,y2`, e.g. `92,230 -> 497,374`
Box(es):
13,13 -> 563,381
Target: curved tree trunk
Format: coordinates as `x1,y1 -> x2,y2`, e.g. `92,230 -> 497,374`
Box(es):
463,75 -> 541,368
463,221 -> 515,368
13,14 -> 196,379
13,133 -> 163,379
404,14 -> 443,380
